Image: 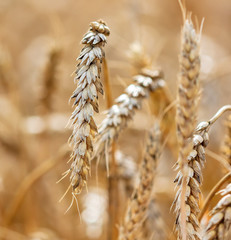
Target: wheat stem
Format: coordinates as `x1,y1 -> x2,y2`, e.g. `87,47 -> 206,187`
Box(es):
102,56 -> 120,240
221,114 -> 231,166
199,172 -> 231,223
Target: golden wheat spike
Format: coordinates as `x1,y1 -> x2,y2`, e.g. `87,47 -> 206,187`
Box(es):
174,15 -> 202,240
65,20 -> 110,196
118,123 -> 161,240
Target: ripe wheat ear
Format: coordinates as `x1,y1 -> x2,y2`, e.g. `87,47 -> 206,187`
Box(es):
118,123 -> 161,240
94,69 -> 165,170
174,15 -> 202,240
65,20 -> 110,196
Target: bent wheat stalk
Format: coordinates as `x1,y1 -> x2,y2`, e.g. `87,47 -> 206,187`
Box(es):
221,114 -> 231,166
118,123 -> 161,240
65,20 -> 110,196
203,183 -> 231,240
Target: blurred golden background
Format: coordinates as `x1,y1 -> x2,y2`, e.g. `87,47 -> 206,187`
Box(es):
0,0 -> 231,239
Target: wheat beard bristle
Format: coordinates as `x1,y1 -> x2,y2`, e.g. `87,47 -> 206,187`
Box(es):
118,123 -> 161,240
174,18 -> 202,240
203,183 -> 231,240
66,20 -> 110,196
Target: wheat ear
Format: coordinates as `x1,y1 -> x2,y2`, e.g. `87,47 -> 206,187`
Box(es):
94,69 -> 165,165
174,16 -> 201,240
203,184 -> 231,240
40,43 -> 61,113
221,115 -> 231,166
66,20 -> 110,195
118,123 -> 161,240
174,105 -> 231,240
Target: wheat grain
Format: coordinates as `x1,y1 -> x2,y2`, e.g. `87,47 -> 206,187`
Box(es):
203,183 -> 231,240
118,123 -> 161,240
66,20 -> 110,196
94,69 -> 165,167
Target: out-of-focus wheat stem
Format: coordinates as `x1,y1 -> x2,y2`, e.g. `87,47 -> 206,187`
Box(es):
108,142 -> 119,240
118,123 -> 161,240
199,172 -> 231,222
206,149 -> 231,172
103,58 -> 113,108
3,144 -> 70,226
221,114 -> 231,166
102,57 -> 119,240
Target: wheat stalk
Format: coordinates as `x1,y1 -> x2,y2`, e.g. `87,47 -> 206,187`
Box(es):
94,69 -> 165,167
221,115 -> 231,166
118,123 -> 161,240
65,20 -> 110,196
203,183 -> 231,240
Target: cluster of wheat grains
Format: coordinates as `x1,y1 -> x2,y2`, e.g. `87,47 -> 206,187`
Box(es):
64,20 -> 110,196
118,123 -> 161,240
175,118 -> 211,236
94,68 -> 165,166
203,184 -> 231,240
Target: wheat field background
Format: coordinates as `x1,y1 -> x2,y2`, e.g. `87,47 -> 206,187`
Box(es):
0,0 -> 231,240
